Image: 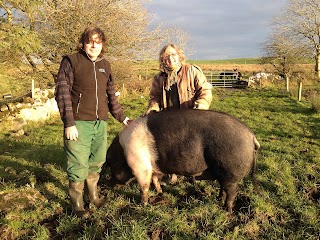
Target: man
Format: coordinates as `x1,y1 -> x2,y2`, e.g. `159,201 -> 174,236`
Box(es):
55,26 -> 130,218
146,43 -> 213,184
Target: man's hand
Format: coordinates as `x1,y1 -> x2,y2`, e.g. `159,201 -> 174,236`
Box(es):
123,117 -> 133,125
143,105 -> 160,116
193,102 -> 208,110
65,126 -> 78,141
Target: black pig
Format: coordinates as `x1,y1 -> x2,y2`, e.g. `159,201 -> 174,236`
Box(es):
104,109 -> 260,212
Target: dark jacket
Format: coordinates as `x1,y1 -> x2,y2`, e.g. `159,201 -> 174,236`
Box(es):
55,51 -> 125,128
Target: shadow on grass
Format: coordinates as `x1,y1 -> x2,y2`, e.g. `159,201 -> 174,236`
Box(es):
0,135 -> 65,166
0,136 -> 68,202
101,174 -> 256,216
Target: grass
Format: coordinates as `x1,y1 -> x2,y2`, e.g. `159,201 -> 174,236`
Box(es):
0,85 -> 319,239
0,61 -> 319,239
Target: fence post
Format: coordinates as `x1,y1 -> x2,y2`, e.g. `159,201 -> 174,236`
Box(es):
31,79 -> 35,99
122,83 -> 127,98
298,81 -> 302,101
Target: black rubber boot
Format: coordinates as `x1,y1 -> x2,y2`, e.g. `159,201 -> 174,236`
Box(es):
68,181 -> 90,218
86,172 -> 108,208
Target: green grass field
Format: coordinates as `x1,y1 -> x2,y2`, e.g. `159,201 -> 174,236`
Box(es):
0,86 -> 319,239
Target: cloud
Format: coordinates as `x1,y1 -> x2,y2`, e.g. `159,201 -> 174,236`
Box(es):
146,0 -> 287,59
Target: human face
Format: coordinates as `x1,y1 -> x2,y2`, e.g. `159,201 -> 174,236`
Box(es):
163,46 -> 180,69
84,33 -> 103,61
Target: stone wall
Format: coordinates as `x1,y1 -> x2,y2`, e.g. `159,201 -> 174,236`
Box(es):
0,88 -> 60,137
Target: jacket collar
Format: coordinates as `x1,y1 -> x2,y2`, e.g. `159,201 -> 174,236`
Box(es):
80,50 -> 104,62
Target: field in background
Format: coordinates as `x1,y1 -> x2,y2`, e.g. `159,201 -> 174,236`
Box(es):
0,58 -> 316,100
133,58 -> 273,81
188,58 -> 260,64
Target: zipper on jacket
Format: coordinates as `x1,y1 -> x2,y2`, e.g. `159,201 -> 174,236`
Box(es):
93,62 -> 99,119
76,93 -> 82,113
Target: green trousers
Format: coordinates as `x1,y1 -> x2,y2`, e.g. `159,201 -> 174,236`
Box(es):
64,120 -> 108,182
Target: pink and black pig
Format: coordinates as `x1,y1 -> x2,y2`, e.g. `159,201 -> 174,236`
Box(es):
104,109 -> 260,212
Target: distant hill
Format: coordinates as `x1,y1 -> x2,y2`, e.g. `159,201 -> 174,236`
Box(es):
187,58 -> 260,65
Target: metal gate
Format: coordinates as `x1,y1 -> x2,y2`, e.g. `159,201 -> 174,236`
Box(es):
204,71 -> 248,88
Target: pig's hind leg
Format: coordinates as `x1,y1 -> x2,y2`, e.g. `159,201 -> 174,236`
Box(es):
219,181 -> 239,212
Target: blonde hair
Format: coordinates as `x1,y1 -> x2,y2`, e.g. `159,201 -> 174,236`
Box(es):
159,43 -> 186,71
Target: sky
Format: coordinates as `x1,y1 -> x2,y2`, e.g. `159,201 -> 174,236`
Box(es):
146,0 -> 288,60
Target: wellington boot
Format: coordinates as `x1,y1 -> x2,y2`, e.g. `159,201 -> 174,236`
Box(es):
68,181 -> 90,218
86,172 -> 108,208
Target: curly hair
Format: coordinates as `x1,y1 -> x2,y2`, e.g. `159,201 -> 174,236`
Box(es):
159,43 -> 186,71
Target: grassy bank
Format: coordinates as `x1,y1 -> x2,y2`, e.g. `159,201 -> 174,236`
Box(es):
0,87 -> 319,239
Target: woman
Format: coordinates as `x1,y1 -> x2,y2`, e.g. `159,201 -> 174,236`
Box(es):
146,43 -> 213,184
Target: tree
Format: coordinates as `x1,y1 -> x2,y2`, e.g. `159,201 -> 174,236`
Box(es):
35,1 -> 165,61
0,0 -> 42,69
0,0 -> 189,82
261,32 -> 309,92
271,0 -> 320,78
